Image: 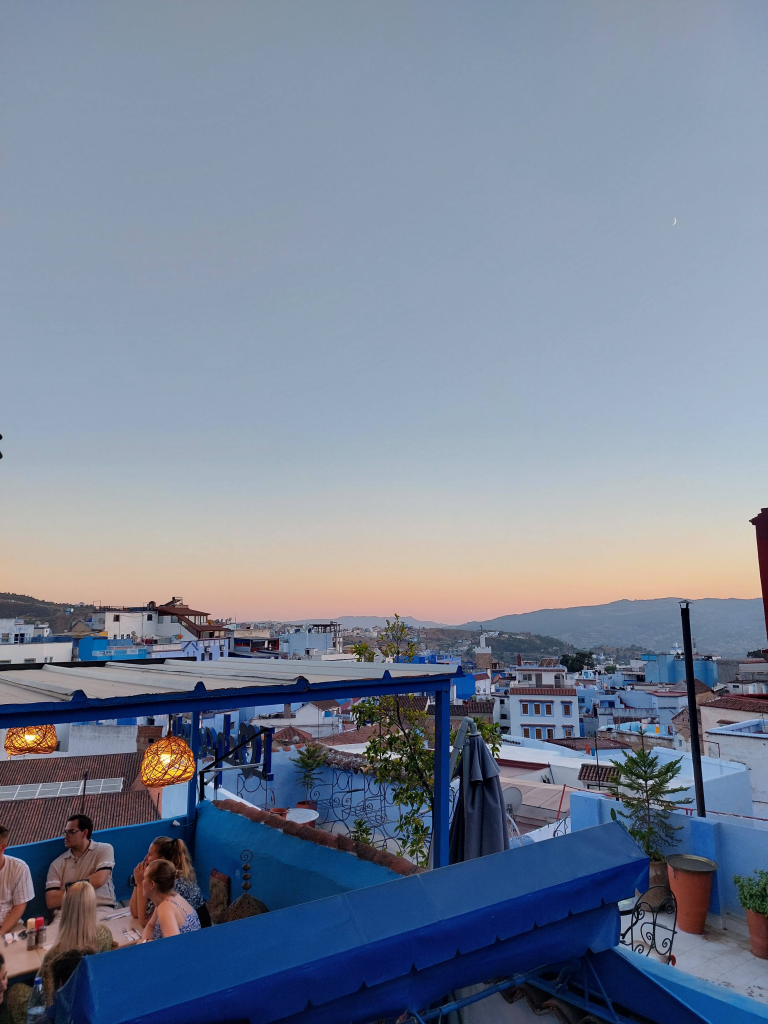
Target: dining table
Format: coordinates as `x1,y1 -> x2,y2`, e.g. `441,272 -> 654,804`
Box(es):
2,908 -> 144,978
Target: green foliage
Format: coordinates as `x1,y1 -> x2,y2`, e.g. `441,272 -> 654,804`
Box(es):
609,737 -> 690,860
560,650 -> 595,673
733,870 -> 768,915
352,641 -> 376,662
350,817 -> 373,844
450,718 -> 502,759
290,742 -> 328,800
378,614 -> 417,663
351,695 -> 433,864
604,664 -> 618,674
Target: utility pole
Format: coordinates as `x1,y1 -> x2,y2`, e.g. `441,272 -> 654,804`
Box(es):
680,601 -> 706,817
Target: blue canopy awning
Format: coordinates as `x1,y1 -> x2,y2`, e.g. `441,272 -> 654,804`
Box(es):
56,821 -> 648,1024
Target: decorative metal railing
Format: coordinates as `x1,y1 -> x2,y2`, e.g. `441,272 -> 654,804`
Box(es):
236,762 -> 458,860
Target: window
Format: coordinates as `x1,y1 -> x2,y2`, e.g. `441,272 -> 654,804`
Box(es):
146,614 -> 153,621
562,702 -> 572,717
533,703 -> 541,715
554,674 -> 563,684
521,702 -> 529,715
522,673 -> 533,682
24,658 -> 36,664
545,703 -> 553,716
535,673 -> 543,686
563,726 -> 574,738
546,728 -> 554,740
113,614 -> 120,622
522,727 -> 530,738
535,728 -> 543,739
500,713 -> 508,720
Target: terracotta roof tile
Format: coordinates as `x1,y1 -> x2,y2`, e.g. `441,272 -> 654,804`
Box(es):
578,764 -> 618,785
2,791 -> 159,846
507,688 -> 577,697
700,695 -> 768,713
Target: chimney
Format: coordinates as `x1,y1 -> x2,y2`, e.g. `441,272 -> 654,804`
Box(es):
750,509 -> 768,646
137,725 -> 163,753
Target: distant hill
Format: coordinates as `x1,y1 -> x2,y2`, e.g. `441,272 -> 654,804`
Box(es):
0,593 -> 95,634
325,615 -> 452,629
461,598 -> 767,658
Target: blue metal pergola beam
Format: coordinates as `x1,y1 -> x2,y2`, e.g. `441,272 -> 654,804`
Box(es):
0,669 -> 456,868
0,671 -> 458,728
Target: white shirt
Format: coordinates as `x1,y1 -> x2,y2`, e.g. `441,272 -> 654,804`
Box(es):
0,855 -> 34,924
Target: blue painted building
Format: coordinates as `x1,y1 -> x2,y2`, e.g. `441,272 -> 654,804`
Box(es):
642,653 -> 718,688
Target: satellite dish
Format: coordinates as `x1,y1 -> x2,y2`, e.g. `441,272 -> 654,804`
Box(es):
502,786 -> 523,817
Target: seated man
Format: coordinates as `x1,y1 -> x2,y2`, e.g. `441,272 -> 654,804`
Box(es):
45,815 -> 116,919
0,825 -> 34,937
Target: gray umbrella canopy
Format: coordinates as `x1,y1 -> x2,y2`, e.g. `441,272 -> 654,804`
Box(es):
448,725 -> 510,863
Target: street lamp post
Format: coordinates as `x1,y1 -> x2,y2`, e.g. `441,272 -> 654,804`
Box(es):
680,601 -> 706,817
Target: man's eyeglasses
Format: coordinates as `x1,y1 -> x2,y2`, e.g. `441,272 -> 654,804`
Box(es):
62,829 -> 83,837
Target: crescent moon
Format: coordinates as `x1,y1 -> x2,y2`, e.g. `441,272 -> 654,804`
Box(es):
672,218 -> 677,225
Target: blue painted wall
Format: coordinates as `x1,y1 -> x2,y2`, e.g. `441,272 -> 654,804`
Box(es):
570,791 -> 768,919
7,817 -> 189,920
193,802 -> 401,910
642,654 -> 718,688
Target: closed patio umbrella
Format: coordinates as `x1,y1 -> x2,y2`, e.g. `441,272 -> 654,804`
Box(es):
448,719 -> 510,863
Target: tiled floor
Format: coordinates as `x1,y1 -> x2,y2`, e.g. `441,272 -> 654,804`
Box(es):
637,912 -> 768,1005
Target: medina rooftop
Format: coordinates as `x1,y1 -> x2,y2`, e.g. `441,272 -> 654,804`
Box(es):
0,659 -> 765,1024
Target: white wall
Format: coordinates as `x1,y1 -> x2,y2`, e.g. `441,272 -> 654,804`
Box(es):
706,730 -> 768,805
505,692 -> 578,740
0,641 -> 72,664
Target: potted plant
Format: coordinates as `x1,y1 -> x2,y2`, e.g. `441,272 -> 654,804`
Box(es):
290,742 -> 328,810
610,737 -> 690,899
734,870 -> 768,958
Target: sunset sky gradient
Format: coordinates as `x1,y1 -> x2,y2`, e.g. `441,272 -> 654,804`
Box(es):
2,1 -> 768,623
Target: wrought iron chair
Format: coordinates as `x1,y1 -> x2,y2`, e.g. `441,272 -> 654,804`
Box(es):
619,885 -> 677,964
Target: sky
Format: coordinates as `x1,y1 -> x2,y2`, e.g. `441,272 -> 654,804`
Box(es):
2,1 -> 768,624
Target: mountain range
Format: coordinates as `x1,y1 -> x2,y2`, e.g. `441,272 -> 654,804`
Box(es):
333,598 -> 767,657
460,598 -> 767,658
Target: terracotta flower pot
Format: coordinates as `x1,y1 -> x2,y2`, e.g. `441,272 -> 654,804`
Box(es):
297,800 -> 317,811
746,909 -> 768,959
667,854 -> 718,934
271,807 -> 288,819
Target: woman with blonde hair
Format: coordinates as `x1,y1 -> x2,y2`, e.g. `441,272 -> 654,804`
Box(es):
38,882 -> 111,1003
141,860 -> 200,940
130,835 -> 203,926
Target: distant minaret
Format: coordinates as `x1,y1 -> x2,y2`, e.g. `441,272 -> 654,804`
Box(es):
750,508 -> 768,647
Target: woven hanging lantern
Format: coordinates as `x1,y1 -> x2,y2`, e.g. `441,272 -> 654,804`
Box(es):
5,725 -> 58,757
140,735 -> 196,788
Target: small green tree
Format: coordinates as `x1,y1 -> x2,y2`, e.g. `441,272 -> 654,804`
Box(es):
352,641 -> 375,663
561,651 -> 595,673
609,737 -> 690,860
351,695 -> 433,864
604,663 -> 618,674
350,817 -> 373,844
290,742 -> 328,801
378,614 -> 417,663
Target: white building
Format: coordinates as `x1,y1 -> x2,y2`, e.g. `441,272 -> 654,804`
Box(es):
706,719 -> 768,807
91,598 -> 228,645
504,687 -> 579,740
279,623 -> 343,658
0,618 -> 72,664
512,659 -> 568,689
